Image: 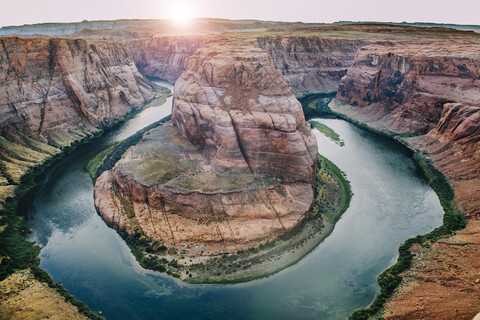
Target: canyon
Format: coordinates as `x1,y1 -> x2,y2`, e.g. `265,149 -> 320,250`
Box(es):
0,36 -> 161,205
94,40 -> 318,258
1,20 -> 480,319
333,40 -> 480,319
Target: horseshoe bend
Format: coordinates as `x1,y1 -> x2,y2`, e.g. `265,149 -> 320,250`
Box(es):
93,40 -> 331,281
1,18 -> 480,320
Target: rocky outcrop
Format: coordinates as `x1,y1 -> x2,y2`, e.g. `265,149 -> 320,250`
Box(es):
126,36 -> 207,83
257,36 -> 367,96
336,42 -> 480,134
0,37 -> 157,144
172,41 -> 317,181
407,103 -> 480,216
95,41 -> 317,255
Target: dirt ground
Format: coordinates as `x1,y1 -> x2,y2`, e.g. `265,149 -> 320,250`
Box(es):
0,269 -> 89,320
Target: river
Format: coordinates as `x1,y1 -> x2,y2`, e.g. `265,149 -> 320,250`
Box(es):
25,82 -> 444,320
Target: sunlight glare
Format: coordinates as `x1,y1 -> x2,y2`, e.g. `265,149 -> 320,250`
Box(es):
168,0 -> 196,26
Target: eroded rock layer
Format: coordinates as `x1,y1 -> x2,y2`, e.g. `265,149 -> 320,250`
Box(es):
336,42 -> 480,134
331,41 -> 480,319
0,37 -> 157,142
172,41 -> 317,182
257,36 -> 367,96
0,36 -> 158,207
126,36 -> 208,83
95,41 -> 317,255
126,35 -> 366,96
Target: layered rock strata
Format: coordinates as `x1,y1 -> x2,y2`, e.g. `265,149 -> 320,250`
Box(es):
336,42 -> 480,134
0,37 -> 157,140
126,36 -> 208,83
126,35 -> 366,96
172,42 -> 318,181
257,36 -> 367,96
331,41 -> 480,319
95,41 -> 318,255
0,36 -> 157,205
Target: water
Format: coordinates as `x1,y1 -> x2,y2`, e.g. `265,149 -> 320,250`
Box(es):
25,90 -> 444,319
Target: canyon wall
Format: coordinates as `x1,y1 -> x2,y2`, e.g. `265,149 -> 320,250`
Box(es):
126,36 -> 208,83
0,37 -> 157,144
126,35 -> 366,96
0,36 -> 157,205
336,42 -> 480,134
332,40 -> 480,319
257,36 -> 367,96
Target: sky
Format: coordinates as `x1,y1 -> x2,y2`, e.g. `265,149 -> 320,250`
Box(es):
1,0 -> 479,28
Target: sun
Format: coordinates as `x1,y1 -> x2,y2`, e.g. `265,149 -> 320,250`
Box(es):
168,0 -> 196,26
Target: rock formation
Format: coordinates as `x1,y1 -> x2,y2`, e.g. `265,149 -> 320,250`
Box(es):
125,35 -> 366,97
172,41 -> 317,181
0,37 -> 157,143
94,41 -> 318,255
257,36 -> 367,96
0,36 -> 158,205
331,40 -> 480,319
336,42 -> 480,134
126,36 -> 208,83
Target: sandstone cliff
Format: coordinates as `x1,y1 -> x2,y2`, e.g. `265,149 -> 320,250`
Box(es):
172,41 -> 317,181
0,37 -> 157,142
257,36 -> 367,96
0,36 -> 157,205
330,40 -> 480,319
126,36 -> 207,83
336,42 -> 480,134
95,41 -> 317,256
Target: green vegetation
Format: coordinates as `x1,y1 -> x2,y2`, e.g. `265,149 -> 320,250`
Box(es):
309,120 -> 345,146
313,154 -> 352,224
118,231 -> 181,278
347,149 -> 465,320
92,115 -> 171,180
86,143 -> 119,179
0,148 -> 103,320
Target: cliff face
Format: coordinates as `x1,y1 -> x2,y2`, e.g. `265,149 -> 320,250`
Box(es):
0,36 -> 157,207
95,41 -> 317,255
0,37 -> 156,144
126,35 -> 366,96
331,40 -> 480,319
336,42 -> 480,134
126,37 -> 208,83
172,41 -> 317,181
257,36 -> 367,96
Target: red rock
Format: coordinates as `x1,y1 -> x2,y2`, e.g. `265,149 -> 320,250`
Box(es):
172,40 -> 318,182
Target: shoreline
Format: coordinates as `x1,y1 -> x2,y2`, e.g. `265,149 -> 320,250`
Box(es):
0,86 -> 171,320
305,95 -> 467,320
101,150 -> 352,284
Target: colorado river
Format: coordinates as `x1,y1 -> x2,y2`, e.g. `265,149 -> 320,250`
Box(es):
25,83 -> 444,320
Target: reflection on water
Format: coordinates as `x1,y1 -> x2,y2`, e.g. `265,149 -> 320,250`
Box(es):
26,90 -> 444,319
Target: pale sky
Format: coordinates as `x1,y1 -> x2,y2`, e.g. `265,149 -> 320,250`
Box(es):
1,0 -> 479,28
